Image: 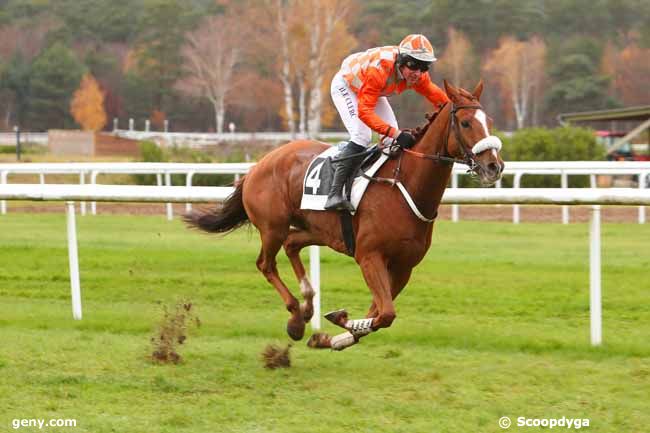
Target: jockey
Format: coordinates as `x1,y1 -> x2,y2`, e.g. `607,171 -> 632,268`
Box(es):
325,34 -> 450,212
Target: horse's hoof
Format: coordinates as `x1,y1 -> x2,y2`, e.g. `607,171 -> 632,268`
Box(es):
286,316 -> 305,341
324,309 -> 348,328
307,332 -> 331,349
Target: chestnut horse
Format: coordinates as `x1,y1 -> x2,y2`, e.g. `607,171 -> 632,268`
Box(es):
185,80 -> 504,350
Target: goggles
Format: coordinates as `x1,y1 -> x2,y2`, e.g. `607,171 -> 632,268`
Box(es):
404,58 -> 431,72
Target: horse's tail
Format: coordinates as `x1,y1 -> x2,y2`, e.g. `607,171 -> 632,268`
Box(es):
183,178 -> 249,234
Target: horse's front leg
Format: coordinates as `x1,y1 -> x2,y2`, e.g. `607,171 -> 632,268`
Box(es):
361,252 -> 397,328
309,253 -> 395,350
366,266 -> 413,318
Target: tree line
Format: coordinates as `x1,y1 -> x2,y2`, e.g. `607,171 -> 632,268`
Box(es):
0,0 -> 648,134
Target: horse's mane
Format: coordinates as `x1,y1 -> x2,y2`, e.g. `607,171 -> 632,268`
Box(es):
409,90 -> 478,145
408,104 -> 444,144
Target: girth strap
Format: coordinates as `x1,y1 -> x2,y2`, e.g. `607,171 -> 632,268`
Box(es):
339,211 -> 356,256
395,181 -> 437,223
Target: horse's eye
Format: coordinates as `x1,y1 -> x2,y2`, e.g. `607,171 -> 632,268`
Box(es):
461,120 -> 470,128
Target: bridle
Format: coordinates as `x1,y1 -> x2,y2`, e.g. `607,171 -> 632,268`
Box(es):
369,101 -> 487,187
363,100 -> 498,223
402,102 -> 484,174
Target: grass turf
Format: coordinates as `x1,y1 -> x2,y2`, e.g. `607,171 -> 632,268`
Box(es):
0,213 -> 648,432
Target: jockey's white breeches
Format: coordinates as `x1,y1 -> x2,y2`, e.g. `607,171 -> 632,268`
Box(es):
330,72 -> 398,147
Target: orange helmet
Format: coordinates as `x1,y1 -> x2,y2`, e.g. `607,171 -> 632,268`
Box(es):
398,34 -> 436,62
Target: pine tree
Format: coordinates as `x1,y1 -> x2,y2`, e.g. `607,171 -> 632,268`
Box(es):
28,42 -> 85,130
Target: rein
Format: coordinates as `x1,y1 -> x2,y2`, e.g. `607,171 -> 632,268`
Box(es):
363,102 -> 487,223
401,148 -> 464,165
403,102 -> 484,172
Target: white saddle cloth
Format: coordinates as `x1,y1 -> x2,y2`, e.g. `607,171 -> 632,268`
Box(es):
300,143 -> 389,214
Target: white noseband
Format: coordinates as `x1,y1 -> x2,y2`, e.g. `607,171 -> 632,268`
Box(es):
472,135 -> 502,154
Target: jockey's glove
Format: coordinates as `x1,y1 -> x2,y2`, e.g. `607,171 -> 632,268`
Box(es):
396,131 -> 416,149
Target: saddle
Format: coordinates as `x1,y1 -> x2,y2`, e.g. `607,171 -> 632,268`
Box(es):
340,144 -> 383,201
300,143 -> 388,256
301,143 -> 388,212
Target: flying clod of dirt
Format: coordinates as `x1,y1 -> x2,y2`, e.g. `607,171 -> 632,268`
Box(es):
261,344 -> 292,369
150,301 -> 200,364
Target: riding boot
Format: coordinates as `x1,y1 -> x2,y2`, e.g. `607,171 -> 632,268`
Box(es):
324,141 -> 366,211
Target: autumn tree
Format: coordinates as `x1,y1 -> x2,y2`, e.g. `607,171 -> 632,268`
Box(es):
601,36 -> 650,106
275,0 -> 297,135
483,36 -> 546,129
270,0 -> 356,136
303,0 -> 355,134
150,109 -> 166,130
180,10 -> 242,134
437,27 -> 475,88
227,70 -> 284,131
70,73 -> 107,131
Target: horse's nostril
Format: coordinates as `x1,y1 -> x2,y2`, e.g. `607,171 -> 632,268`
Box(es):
487,162 -> 500,175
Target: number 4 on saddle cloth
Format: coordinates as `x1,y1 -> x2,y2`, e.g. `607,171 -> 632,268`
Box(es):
300,142 -> 389,214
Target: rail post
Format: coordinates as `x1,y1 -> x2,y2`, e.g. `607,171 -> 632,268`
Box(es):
309,246 -> 321,330
165,172 -> 173,220
513,172 -> 523,223
186,172 -> 195,213
639,172 -> 648,224
590,205 -> 602,345
79,172 -> 86,216
14,125 -> 21,161
66,201 -> 83,320
561,171 -> 569,224
451,172 -> 459,222
1,170 -> 8,214
90,171 -> 99,215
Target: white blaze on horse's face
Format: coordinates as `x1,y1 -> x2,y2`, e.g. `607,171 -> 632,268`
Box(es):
467,108 -> 504,185
470,109 -> 502,155
474,110 -> 490,136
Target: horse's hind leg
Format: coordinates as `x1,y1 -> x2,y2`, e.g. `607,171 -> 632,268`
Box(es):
283,228 -> 321,323
256,228 -> 306,341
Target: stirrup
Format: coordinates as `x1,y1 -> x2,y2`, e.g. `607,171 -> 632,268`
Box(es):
324,195 -> 354,212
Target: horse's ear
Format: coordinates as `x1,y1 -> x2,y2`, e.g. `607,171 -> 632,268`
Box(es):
444,79 -> 458,101
472,79 -> 484,100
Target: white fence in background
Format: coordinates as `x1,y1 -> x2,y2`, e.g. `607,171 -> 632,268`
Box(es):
0,132 -> 48,145
0,131 -> 351,147
0,162 -> 253,218
2,183 -> 650,346
1,161 -> 649,223
450,161 -> 650,224
112,129 -> 350,147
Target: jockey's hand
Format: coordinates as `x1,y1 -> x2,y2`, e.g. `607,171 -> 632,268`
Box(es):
395,131 -> 416,149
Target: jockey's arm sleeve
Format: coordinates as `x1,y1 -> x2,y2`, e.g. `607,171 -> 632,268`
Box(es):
357,74 -> 397,138
415,75 -> 450,108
